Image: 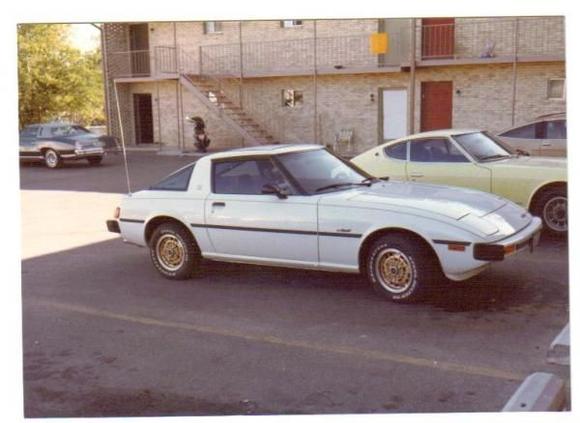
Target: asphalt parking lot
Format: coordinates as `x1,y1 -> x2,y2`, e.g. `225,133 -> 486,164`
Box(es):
20,152 -> 570,417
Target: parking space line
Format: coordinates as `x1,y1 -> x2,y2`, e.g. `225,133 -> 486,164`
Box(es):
29,298 -> 526,382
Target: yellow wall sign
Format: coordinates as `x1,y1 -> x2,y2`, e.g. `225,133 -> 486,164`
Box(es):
370,32 -> 389,55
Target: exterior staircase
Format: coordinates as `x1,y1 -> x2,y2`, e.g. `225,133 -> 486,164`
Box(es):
179,74 -> 275,146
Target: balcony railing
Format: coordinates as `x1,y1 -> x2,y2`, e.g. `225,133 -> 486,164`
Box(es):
416,17 -> 565,61
108,50 -> 151,78
107,17 -> 564,79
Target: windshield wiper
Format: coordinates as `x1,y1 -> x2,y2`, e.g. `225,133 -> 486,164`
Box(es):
361,177 -> 381,185
479,154 -> 510,162
315,177 -> 383,193
314,182 -> 363,193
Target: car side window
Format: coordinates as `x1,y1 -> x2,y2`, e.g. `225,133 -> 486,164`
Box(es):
384,142 -> 407,160
213,159 -> 294,195
410,139 -> 469,163
149,164 -> 195,191
545,120 -> 566,139
21,126 -> 39,138
501,123 -> 537,139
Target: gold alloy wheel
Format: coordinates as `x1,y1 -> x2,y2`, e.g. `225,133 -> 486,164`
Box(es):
155,234 -> 185,272
374,248 -> 414,293
543,196 -> 567,232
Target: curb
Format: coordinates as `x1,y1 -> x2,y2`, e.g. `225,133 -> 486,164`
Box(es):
502,372 -> 566,411
547,323 -> 570,366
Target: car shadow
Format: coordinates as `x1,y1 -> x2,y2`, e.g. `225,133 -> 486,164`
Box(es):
19,152 -> 196,194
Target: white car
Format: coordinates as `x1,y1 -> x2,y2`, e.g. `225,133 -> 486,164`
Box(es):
107,145 -> 542,303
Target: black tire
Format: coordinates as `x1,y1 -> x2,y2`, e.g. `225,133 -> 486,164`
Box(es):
149,223 -> 201,280
44,149 -> 62,169
532,186 -> 567,237
366,234 -> 440,303
87,156 -> 103,166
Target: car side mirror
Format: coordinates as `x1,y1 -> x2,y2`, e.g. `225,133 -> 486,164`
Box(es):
261,183 -> 288,199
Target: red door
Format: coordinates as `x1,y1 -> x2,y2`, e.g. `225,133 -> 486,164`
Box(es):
421,81 -> 453,131
421,18 -> 455,59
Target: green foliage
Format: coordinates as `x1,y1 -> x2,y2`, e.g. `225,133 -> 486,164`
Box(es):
18,24 -> 105,128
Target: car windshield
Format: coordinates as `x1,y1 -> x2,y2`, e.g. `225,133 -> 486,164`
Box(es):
49,125 -> 91,137
276,149 -> 374,194
452,131 -> 513,162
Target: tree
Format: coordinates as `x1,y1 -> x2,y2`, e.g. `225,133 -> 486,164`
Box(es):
18,24 -> 104,128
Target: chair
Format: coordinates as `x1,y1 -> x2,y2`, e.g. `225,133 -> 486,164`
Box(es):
334,128 -> 354,155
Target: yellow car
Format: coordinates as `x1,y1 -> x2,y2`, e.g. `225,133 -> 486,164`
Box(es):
352,129 -> 567,236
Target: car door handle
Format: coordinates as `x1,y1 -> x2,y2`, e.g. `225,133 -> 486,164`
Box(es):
541,141 -> 552,146
409,172 -> 424,178
212,202 -> 226,207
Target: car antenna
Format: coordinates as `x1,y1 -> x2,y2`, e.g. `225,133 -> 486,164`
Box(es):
113,80 -> 132,195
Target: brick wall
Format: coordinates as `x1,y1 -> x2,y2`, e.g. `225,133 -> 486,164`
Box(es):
417,17 -> 565,60
147,19 -> 384,76
116,61 -> 564,153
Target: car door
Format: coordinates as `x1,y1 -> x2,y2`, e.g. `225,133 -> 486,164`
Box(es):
19,126 -> 40,158
541,119 -> 567,157
205,157 -> 319,264
406,137 -> 491,192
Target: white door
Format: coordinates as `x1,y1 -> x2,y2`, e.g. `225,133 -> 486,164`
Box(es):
382,89 -> 408,141
205,158 -> 319,264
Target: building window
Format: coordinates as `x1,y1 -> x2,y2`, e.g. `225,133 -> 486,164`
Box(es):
281,20 -> 303,28
282,89 -> 303,107
547,78 -> 565,100
204,21 -> 223,34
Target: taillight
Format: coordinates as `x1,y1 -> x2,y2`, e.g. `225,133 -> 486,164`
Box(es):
114,207 -> 120,219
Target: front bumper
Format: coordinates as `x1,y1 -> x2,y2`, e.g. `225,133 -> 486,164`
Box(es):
473,217 -> 542,261
106,219 -> 121,233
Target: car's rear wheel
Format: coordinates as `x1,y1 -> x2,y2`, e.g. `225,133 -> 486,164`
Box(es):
366,234 -> 439,303
87,156 -> 103,166
534,186 -> 567,236
44,149 -> 61,169
149,223 -> 200,280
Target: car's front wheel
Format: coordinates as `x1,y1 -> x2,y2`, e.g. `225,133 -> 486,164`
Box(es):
87,156 -> 103,166
44,149 -> 61,169
366,234 -> 439,303
535,186 -> 567,236
149,223 -> 201,280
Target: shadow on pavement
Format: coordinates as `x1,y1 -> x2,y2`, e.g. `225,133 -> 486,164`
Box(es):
21,235 -> 568,417
20,152 -> 196,194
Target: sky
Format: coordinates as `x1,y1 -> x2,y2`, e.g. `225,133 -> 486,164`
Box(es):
68,23 -> 100,52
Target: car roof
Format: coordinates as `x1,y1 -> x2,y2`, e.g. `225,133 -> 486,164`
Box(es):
496,113 -> 566,134
25,122 -> 78,128
532,112 -> 566,121
207,144 -> 324,159
385,129 -> 482,144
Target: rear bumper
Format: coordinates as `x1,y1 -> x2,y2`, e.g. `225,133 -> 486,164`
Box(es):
473,217 -> 542,261
106,219 -> 121,233
61,148 -> 105,159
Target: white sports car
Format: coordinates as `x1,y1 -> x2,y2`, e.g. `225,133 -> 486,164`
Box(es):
107,145 -> 542,303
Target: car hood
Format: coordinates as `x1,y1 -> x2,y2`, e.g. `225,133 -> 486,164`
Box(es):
484,155 -> 566,170
319,181 -> 532,238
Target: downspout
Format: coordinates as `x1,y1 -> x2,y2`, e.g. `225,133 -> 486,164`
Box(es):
92,23 -> 112,136
314,19 -> 319,144
408,18 -> 416,135
511,18 -> 519,126
173,22 -> 182,150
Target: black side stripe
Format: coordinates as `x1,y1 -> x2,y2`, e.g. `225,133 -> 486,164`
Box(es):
190,223 -> 361,238
432,239 -> 471,246
120,218 -> 145,224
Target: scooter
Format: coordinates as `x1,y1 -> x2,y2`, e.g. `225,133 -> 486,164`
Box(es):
187,116 -> 211,153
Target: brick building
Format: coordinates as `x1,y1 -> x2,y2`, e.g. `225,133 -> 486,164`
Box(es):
102,17 -> 566,154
